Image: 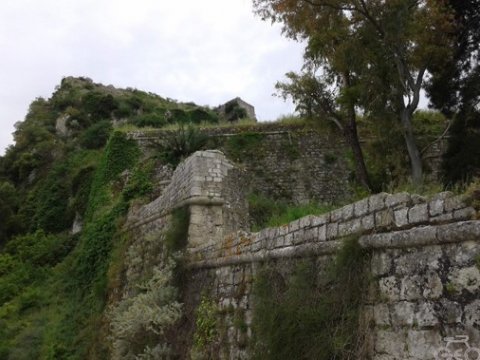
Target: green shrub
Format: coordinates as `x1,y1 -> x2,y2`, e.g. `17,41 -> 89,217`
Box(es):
108,258 -> 182,359
82,92 -> 118,121
248,193 -> 286,231
170,108 -> 190,124
132,112 -> 167,128
251,237 -> 370,360
412,110 -> 448,136
189,108 -> 219,124
5,231 -> 73,268
157,125 -> 208,166
443,113 -> 480,185
122,162 -> 155,202
224,101 -> 248,121
79,120 -> 112,149
113,100 -> 135,118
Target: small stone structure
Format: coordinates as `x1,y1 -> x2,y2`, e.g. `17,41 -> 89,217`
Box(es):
216,97 -> 257,122
121,151 -> 480,359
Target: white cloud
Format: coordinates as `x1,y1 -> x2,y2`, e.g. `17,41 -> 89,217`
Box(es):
0,0 -> 304,154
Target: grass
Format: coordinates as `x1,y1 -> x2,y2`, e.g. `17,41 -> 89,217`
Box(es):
248,193 -> 335,231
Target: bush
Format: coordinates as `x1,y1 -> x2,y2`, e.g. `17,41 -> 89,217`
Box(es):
189,108 -> 219,124
5,231 -> 72,268
79,120 -> 112,149
132,112 -> 167,128
251,237 -> 370,360
83,92 -> 118,121
122,162 -> 155,201
108,258 -> 183,359
156,125 -> 208,166
224,101 -> 247,121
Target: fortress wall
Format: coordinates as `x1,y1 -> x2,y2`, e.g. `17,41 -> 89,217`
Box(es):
121,150 -> 478,360
129,124 -> 352,204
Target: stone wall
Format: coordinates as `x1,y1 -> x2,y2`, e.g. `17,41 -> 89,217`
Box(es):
128,123 -> 448,206
119,151 -> 479,360
129,124 -> 352,204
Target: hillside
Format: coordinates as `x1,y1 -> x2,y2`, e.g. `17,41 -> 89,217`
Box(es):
0,77 -> 227,358
0,77 -> 479,360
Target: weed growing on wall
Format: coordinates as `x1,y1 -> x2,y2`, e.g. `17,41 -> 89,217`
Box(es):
190,294 -> 219,360
251,236 -> 370,360
155,124 -> 208,166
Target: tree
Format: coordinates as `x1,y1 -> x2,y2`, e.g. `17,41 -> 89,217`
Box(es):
254,0 -> 455,185
425,0 -> 480,183
426,0 -> 480,116
276,69 -> 372,191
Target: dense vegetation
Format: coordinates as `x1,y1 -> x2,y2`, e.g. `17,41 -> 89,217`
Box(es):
253,0 -> 480,188
251,237 -> 370,359
0,73 -> 477,359
0,77 -> 223,358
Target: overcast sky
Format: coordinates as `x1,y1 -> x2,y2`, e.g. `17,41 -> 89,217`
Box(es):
0,0 -> 305,155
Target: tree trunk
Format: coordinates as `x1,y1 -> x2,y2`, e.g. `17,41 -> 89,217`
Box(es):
341,72 -> 372,192
343,121 -> 372,192
401,109 -> 423,185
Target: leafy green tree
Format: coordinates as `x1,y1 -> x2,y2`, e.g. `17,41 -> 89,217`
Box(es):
254,0 -> 455,185
276,68 -> 372,191
425,0 -> 480,183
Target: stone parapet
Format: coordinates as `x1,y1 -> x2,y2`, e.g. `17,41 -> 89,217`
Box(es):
189,191 -> 477,267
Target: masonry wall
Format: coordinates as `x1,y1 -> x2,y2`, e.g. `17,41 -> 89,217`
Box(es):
129,124 -> 352,204
118,151 -> 478,360
129,123 -> 448,206
186,187 -> 480,359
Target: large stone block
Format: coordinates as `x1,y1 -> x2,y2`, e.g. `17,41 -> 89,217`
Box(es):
375,329 -> 407,357
354,197 -> 370,217
391,301 -> 416,326
369,193 -> 388,212
394,208 -> 409,228
371,252 -> 392,277
406,330 -> 442,360
378,276 -> 400,302
375,209 -> 395,228
448,266 -> 480,293
374,303 -> 391,326
415,301 -> 439,327
464,300 -> 480,327
408,203 -> 429,224
385,192 -> 411,209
